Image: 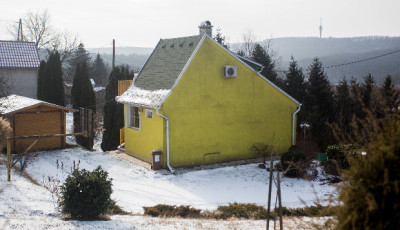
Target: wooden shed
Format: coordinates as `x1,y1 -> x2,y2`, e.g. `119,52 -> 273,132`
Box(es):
0,95 -> 75,153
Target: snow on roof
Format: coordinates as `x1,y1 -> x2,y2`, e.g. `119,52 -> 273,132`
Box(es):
116,85 -> 170,108
0,95 -> 73,114
0,41 -> 40,68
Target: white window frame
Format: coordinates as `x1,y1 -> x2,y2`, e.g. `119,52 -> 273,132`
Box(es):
126,105 -> 140,130
145,109 -> 153,118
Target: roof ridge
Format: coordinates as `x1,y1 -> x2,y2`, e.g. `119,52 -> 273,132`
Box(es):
0,40 -> 36,44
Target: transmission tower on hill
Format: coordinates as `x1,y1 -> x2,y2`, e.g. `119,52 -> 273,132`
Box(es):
319,18 -> 323,38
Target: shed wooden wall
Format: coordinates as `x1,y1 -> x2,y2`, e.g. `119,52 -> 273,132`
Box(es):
10,105 -> 66,152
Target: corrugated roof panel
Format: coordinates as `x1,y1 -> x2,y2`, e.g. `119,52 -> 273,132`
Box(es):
0,41 -> 40,68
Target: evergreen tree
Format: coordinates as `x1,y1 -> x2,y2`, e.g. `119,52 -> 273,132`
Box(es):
361,73 -> 375,110
284,57 -> 306,102
250,43 -> 280,86
71,62 -> 96,148
334,77 -> 354,134
91,53 -> 108,86
213,28 -> 229,49
41,52 -> 65,106
101,65 -> 134,151
304,58 -> 335,148
381,75 -> 399,113
66,43 -> 92,82
350,78 -> 365,119
37,60 -> 46,100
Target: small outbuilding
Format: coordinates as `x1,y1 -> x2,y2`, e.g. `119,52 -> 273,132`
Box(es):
0,41 -> 40,98
0,95 -> 74,152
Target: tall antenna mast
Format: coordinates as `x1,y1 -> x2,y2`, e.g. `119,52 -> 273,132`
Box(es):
319,18 -> 323,39
17,19 -> 23,41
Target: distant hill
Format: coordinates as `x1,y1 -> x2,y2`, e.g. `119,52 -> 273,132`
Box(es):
87,47 -> 153,72
233,36 -> 400,84
51,36 -> 400,84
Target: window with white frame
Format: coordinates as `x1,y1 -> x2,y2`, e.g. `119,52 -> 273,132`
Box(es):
127,106 -> 140,129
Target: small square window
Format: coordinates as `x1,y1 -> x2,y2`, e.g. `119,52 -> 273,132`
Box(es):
145,109 -> 153,118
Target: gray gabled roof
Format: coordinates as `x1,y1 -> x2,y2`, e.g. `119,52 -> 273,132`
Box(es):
0,41 -> 40,68
134,35 -> 203,91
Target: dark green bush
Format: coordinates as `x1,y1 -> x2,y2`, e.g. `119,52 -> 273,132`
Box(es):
326,144 -> 355,169
321,159 -> 340,177
107,200 -> 129,215
280,205 -> 336,217
280,150 -> 306,178
217,203 -> 270,220
60,166 -> 113,219
143,204 -> 201,218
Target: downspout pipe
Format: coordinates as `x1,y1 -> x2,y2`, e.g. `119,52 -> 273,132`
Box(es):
292,104 -> 302,145
156,108 -> 174,173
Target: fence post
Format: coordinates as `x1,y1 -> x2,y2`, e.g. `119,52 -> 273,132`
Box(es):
7,138 -> 11,182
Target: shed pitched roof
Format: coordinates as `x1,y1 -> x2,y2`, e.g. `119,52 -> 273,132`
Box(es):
0,41 -> 40,68
0,95 -> 74,115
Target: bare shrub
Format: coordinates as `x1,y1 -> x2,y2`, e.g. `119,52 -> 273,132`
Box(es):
0,117 -> 12,152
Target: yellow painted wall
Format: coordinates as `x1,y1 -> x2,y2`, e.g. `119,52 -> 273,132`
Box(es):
161,37 -> 298,167
124,107 -> 165,164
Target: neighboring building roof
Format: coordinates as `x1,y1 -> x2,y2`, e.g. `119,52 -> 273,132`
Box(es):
0,40 -> 40,68
235,55 -> 264,72
0,95 -> 75,115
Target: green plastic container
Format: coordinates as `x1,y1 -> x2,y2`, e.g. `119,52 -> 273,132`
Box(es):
316,152 -> 328,162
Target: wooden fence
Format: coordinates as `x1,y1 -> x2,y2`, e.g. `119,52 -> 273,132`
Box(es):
118,80 -> 133,96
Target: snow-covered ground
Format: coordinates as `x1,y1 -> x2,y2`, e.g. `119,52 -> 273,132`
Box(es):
0,160 -> 331,229
24,148 -> 336,214
0,112 -> 337,229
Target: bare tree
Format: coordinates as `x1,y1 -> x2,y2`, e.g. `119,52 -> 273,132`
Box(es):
260,38 -> 281,70
8,9 -> 78,62
49,29 -> 78,63
241,28 -> 257,57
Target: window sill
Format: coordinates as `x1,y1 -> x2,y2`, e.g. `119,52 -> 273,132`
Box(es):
127,126 -> 140,131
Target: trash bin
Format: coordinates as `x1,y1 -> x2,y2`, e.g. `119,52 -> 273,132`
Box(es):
152,150 -> 162,170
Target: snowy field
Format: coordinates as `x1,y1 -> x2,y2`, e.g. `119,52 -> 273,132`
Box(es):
0,112 -> 336,229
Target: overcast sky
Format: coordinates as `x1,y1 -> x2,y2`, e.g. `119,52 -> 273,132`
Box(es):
1,0 -> 400,48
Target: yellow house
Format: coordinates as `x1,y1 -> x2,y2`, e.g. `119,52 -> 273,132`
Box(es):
117,21 -> 301,171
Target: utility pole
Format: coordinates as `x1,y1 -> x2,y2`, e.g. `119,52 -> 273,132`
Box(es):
112,39 -> 115,69
17,19 -> 23,41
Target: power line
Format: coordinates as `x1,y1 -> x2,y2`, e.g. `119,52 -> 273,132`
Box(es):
276,48 -> 400,73
325,48 -> 400,69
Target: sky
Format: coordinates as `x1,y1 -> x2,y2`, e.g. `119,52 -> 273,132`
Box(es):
1,0 -> 400,48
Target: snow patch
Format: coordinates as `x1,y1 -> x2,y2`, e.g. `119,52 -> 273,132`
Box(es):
116,85 -> 170,108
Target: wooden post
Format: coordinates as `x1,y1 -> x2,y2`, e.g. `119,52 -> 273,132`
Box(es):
277,170 -> 283,230
266,156 -> 274,230
87,109 -> 93,150
7,138 -> 11,182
